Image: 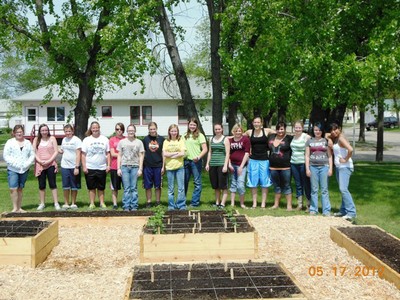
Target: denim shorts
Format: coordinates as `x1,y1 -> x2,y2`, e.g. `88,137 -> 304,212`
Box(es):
8,169 -> 29,189
61,168 -> 81,190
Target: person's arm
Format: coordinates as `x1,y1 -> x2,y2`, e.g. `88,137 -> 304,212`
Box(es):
264,128 -> 276,135
327,142 -> 333,177
238,152 -> 250,175
106,151 -> 111,173
81,151 -> 88,174
49,136 -> 59,163
117,151 -> 122,177
32,137 -> 41,163
74,148 -> 81,175
338,136 -> 353,163
305,146 -> 311,178
194,142 -> 208,162
205,137 -> 212,171
223,137 -> 230,173
137,151 -> 144,177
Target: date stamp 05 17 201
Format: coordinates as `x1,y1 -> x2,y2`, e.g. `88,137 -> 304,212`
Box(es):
308,266 -> 385,278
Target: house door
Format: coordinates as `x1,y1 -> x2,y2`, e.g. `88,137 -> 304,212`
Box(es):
25,107 -> 39,136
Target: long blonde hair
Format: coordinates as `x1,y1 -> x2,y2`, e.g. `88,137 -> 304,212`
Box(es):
167,124 -> 181,141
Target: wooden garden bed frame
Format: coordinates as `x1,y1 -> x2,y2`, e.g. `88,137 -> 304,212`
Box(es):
0,220 -> 59,268
330,225 -> 400,289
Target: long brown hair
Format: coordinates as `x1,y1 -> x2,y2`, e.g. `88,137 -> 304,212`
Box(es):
85,121 -> 100,136
36,124 -> 51,149
167,124 -> 181,141
185,117 -> 200,140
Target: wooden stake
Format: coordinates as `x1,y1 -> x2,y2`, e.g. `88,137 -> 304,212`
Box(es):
224,262 -> 228,272
230,268 -> 234,280
187,271 -> 191,281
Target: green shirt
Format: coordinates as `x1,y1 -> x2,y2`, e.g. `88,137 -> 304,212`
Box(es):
184,133 -> 206,160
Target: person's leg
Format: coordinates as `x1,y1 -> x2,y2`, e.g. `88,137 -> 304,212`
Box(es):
190,159 -> 202,206
184,160 -> 191,196
153,167 -> 162,204
10,189 -> 18,212
251,188 -> 258,208
166,170 -> 176,210
259,160 -> 271,208
237,166 -> 247,208
337,167 -> 356,217
47,166 -> 59,206
229,165 -> 239,206
71,190 -> 78,206
17,188 -> 25,212
281,169 -> 293,210
38,170 -> 47,207
89,190 -> 96,207
131,167 -> 139,210
98,189 -> 105,207
320,165 -> 331,216
291,164 -> 303,209
176,167 -> 186,210
143,167 -> 153,206
270,170 -> 281,209
309,165 -> 319,214
121,166 -> 132,211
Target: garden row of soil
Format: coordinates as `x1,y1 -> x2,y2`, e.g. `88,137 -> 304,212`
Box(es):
0,220 -> 52,237
130,261 -> 303,299
338,226 -> 400,273
144,210 -> 254,234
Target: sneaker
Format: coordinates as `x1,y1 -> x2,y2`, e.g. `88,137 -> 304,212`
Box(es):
309,211 -> 317,215
112,205 -> 118,210
323,213 -> 331,217
334,212 -> 345,217
89,203 -> 96,209
146,202 -> 152,208
37,203 -> 45,211
342,214 -> 355,221
62,204 -> 70,210
70,204 -> 78,210
100,203 -> 107,210
54,203 -> 61,211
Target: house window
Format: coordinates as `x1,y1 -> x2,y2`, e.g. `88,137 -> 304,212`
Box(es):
130,106 -> 152,125
142,106 -> 152,125
27,108 -> 37,122
178,105 -> 187,124
102,106 -> 112,117
130,106 -> 140,125
47,107 -> 65,122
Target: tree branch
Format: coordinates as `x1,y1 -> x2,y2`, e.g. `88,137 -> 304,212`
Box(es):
70,0 -> 87,41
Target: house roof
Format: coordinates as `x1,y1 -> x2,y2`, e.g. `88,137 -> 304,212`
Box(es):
13,74 -> 211,102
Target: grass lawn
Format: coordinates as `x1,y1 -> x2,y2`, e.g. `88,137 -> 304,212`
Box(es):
0,163 -> 399,238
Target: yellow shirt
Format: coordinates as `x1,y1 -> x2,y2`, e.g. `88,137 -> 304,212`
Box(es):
163,138 -> 186,170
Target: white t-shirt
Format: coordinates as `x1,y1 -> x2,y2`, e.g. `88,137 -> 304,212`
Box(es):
81,135 -> 110,170
61,136 -> 82,169
117,138 -> 144,166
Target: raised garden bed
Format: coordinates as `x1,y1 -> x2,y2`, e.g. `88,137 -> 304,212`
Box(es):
0,220 -> 59,267
330,226 -> 400,289
127,261 -> 306,299
140,210 -> 258,263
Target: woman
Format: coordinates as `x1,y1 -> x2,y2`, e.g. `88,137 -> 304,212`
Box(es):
59,124 -> 82,209
244,117 -> 274,208
205,123 -> 230,208
329,123 -> 356,220
305,122 -> 333,216
268,122 -> 293,211
228,124 -> 250,208
183,118 -> 208,207
81,121 -> 110,209
163,124 -> 187,211
117,124 -> 144,211
290,121 -> 311,211
109,123 -> 125,210
143,122 -> 165,208
3,125 -> 35,213
33,124 -> 60,211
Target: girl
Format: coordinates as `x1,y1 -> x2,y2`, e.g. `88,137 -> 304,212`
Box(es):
3,125 -> 35,213
183,118 -> 207,207
109,123 -> 125,209
163,124 -> 187,210
59,124 -> 82,209
205,123 -> 230,208
117,124 -> 144,211
305,122 -> 333,216
33,124 -> 60,210
81,121 -> 110,209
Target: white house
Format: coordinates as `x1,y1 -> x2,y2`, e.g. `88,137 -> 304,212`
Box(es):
0,99 -> 12,128
12,74 -> 219,138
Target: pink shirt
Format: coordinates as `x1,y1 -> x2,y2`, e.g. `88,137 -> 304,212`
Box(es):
109,135 -> 125,170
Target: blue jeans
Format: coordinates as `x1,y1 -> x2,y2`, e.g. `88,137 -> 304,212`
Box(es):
336,167 -> 356,217
184,159 -> 202,206
121,166 -> 139,210
270,169 -> 292,195
309,165 -> 331,215
291,163 -> 311,200
167,167 -> 186,210
8,169 -> 29,189
229,164 -> 247,196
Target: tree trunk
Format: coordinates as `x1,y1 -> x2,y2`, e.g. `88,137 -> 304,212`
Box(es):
206,0 -> 224,126
156,1 -> 204,134
376,98 -> 384,162
358,109 -> 365,142
309,100 -> 330,133
74,80 -> 95,140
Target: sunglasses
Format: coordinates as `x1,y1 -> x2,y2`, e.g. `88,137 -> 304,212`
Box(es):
115,128 -> 122,131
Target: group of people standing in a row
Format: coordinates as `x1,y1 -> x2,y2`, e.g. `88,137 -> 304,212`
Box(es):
3,117 -> 356,219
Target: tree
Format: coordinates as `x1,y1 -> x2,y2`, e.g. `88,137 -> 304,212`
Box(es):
1,0 -> 157,139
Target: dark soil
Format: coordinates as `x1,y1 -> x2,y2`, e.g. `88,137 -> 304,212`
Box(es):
0,220 -> 52,237
144,210 -> 254,234
130,262 -> 302,299
338,227 -> 400,273
2,210 -> 153,218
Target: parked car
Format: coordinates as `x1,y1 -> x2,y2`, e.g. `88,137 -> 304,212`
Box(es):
366,117 -> 399,131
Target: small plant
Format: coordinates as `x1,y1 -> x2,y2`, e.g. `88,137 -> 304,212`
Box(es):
224,206 -> 238,228
146,205 -> 166,234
